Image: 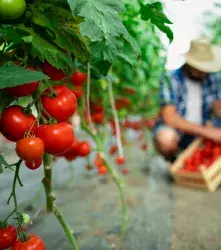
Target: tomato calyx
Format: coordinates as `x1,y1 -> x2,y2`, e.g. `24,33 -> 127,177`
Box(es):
17,227 -> 29,243
22,106 -> 32,115
46,118 -> 58,125
44,88 -> 58,99
0,220 -> 7,229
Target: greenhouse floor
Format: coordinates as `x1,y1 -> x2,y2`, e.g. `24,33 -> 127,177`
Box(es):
1,142 -> 221,250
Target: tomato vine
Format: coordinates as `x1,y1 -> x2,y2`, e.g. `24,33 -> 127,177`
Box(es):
0,0 -> 173,249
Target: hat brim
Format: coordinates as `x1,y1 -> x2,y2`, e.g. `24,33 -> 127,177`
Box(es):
185,45 -> 221,73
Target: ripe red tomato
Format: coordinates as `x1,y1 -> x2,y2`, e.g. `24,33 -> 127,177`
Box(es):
91,112 -> 104,124
115,156 -> 126,165
41,86 -> 77,122
121,168 -> 129,175
0,225 -> 17,249
16,137 -> 45,161
76,141 -> 91,157
4,68 -> 39,97
94,153 -> 103,168
12,234 -> 45,250
109,145 -> 118,155
71,71 -> 87,86
71,86 -> 83,99
98,165 -> 108,175
62,139 -> 79,161
25,158 -> 42,170
36,122 -> 74,155
42,61 -> 66,81
0,105 -> 37,142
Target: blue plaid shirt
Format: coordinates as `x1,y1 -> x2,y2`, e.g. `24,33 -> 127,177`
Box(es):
156,67 -> 221,129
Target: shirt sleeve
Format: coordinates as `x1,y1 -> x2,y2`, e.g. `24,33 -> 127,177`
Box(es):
210,72 -> 221,100
159,73 -> 179,107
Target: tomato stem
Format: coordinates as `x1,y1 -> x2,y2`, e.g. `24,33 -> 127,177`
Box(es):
102,155 -> 128,235
81,123 -> 128,235
7,159 -> 29,241
42,154 -> 53,212
54,207 -> 79,250
108,80 -> 124,158
42,154 -> 79,250
86,62 -> 97,135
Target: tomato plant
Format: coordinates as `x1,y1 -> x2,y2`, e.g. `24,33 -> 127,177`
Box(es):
0,0 -> 173,248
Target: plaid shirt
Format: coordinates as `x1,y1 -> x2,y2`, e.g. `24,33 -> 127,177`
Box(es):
156,67 -> 221,129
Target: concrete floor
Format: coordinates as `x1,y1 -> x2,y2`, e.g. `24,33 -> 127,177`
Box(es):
1,138 -> 221,250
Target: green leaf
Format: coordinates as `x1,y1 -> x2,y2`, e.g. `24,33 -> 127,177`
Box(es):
154,21 -> 174,43
31,12 -> 90,63
117,53 -> 133,65
16,25 -> 73,73
139,1 -> 173,42
0,154 -> 10,174
67,0 -> 140,65
0,63 -> 49,89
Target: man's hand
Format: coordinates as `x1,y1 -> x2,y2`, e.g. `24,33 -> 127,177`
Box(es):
201,127 -> 221,143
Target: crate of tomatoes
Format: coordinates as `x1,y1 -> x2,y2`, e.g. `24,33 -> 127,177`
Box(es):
170,138 -> 221,192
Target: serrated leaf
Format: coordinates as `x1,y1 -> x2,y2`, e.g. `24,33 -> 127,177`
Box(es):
154,21 -> 174,43
139,1 -> 173,42
16,25 -> 73,73
117,53 -> 133,66
67,0 -> 140,65
0,63 -> 49,89
32,12 -> 90,62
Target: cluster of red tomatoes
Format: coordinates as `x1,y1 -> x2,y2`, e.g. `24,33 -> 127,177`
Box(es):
92,152 -> 127,176
181,140 -> 221,172
123,118 -> 156,131
84,103 -> 104,125
0,225 -> 45,250
0,62 -> 88,170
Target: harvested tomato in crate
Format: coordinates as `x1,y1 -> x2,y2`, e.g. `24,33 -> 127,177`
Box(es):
170,138 -> 221,192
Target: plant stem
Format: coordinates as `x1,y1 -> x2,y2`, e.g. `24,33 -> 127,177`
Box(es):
86,62 -> 97,135
43,154 -> 53,212
7,160 -> 28,241
54,206 -> 79,250
82,123 -> 128,235
42,154 -> 79,250
108,80 -> 124,157
102,155 -> 128,235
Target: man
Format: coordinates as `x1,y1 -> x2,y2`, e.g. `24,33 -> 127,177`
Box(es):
154,38 -> 221,162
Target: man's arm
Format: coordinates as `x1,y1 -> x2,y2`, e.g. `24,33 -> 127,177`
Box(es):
162,104 -> 221,143
213,100 -> 221,118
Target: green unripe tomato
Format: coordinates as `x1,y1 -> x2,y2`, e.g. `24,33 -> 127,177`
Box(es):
0,0 -> 26,20
22,213 -> 31,224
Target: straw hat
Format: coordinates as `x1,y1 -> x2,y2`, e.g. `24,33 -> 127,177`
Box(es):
185,38 -> 221,72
